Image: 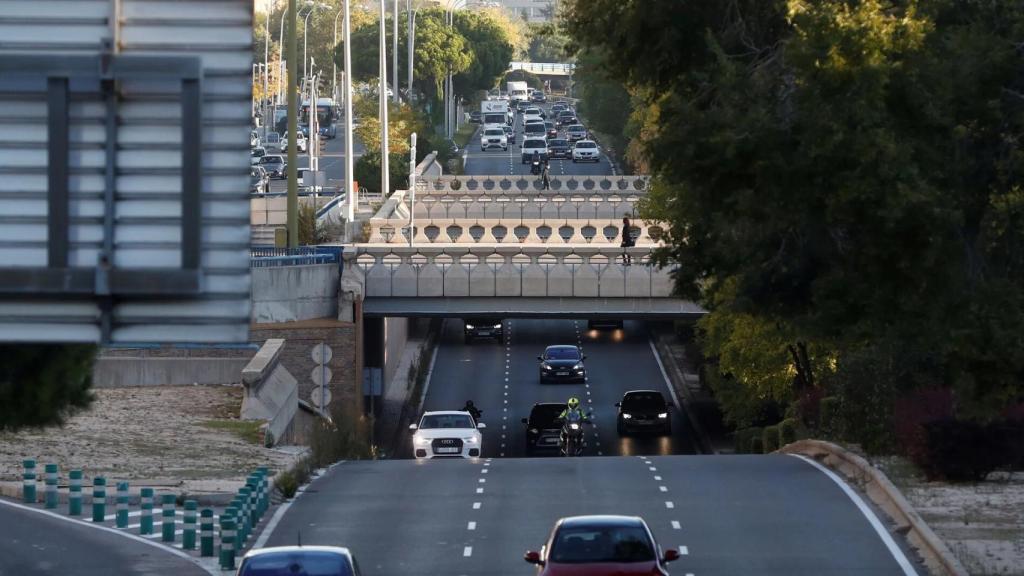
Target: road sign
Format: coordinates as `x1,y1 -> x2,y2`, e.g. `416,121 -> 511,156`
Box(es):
310,386 -> 332,409
311,366 -> 333,387
311,343 -> 333,364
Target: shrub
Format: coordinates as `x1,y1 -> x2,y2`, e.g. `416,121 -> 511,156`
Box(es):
918,419 -> 1002,481
762,425 -> 780,453
990,419 -> 1024,471
819,396 -> 840,438
0,344 -> 97,431
274,470 -> 298,499
779,418 -> 799,446
894,387 -> 954,468
733,427 -> 763,454
794,387 -> 824,428
749,435 -> 764,454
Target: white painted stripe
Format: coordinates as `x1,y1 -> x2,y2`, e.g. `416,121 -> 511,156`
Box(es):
665,501 -> 674,509
467,521 -> 476,530
476,488 -> 484,494
791,455 -> 919,576
659,486 -> 668,492
479,478 -> 486,483
671,520 -> 681,530
654,475 -> 662,481
679,545 -> 689,555
473,502 -> 481,509
648,338 -> 683,410
649,466 -> 657,471
463,546 -> 473,557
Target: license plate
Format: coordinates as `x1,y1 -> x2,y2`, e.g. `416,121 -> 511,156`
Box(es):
556,371 -> 569,376
477,331 -> 490,336
435,447 -> 460,454
636,420 -> 653,425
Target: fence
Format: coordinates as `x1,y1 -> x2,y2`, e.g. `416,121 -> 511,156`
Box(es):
250,246 -> 343,269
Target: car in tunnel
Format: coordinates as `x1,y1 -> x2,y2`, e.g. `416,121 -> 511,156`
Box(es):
409,411 -> 485,459
524,515 -> 680,575
463,318 -> 505,344
587,319 -> 624,330
616,390 -> 672,436
538,345 -> 586,384
522,402 -> 568,455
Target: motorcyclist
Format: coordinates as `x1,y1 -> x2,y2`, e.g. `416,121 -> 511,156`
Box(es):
558,396 -> 586,422
462,400 -> 482,421
557,397 -> 588,454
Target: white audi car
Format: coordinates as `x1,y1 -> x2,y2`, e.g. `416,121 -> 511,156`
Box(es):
410,411 -> 485,459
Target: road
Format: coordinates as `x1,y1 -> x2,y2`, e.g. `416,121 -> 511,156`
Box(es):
416,319 -> 698,459
463,102 -> 616,177
266,131 -> 365,194
265,455 -> 918,576
0,501 -> 208,576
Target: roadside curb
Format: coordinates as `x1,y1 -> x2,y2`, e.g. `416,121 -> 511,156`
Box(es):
780,439 -> 968,576
649,330 -> 715,454
0,482 -> 237,507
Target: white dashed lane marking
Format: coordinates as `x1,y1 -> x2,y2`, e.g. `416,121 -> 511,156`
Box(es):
464,546 -> 473,557
473,502 -> 481,509
468,521 -> 477,530
659,486 -> 668,492
665,501 -> 674,509
671,520 -> 681,530
679,545 -> 689,555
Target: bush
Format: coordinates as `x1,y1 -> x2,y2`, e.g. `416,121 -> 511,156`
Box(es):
274,470 -> 298,499
818,396 -> 840,438
734,427 -> 763,454
894,387 -> 954,468
991,419 -> 1024,471
762,425 -> 780,453
0,344 -> 97,431
917,419 -> 1002,481
779,418 -> 799,446
749,435 -> 764,454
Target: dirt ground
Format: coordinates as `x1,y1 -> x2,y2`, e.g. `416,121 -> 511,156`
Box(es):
873,456 -> 1024,576
0,385 -> 300,495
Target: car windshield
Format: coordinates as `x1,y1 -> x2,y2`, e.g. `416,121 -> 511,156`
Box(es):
623,393 -> 666,410
265,134 -> 280,143
570,126 -> 585,132
525,124 -> 545,133
252,148 -> 265,157
576,142 -> 597,149
238,551 -> 353,576
419,414 -> 474,429
549,139 -> 568,147
484,129 -> 504,136
550,526 -> 655,564
259,156 -> 282,165
545,347 -> 581,360
524,140 -> 546,148
530,404 -> 567,426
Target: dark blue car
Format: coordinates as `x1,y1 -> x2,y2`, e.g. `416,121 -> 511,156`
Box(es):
237,546 -> 360,576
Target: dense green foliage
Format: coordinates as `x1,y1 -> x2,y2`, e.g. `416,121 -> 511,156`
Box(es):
0,345 -> 97,431
565,0 -> 1024,452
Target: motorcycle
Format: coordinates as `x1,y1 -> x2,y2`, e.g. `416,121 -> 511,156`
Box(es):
462,404 -> 483,421
531,159 -> 542,175
558,411 -> 591,457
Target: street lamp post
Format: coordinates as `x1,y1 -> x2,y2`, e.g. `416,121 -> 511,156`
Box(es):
343,0 -> 356,230
392,0 -> 399,103
379,0 -> 390,199
333,8 -> 343,103
287,0 -> 299,247
303,7 -> 316,81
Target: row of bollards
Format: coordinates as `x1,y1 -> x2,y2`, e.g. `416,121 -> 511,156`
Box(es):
20,459 -> 272,569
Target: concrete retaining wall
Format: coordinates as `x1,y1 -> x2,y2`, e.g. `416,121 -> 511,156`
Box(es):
93,357 -> 250,387
251,263 -> 340,323
383,317 -> 409,390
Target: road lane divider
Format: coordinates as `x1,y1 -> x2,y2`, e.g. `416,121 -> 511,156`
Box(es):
22,459 -> 36,503
44,463 -> 58,509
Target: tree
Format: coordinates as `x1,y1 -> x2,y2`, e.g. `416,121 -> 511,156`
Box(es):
355,151 -> 410,195
0,345 -> 97,431
527,22 -> 569,62
452,11 -> 516,96
573,47 -> 633,161
567,0 -> 1024,446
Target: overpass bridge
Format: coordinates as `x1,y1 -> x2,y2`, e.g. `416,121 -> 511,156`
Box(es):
509,61 -> 575,77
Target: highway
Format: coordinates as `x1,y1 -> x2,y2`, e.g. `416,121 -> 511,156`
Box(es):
418,319 -> 698,458
266,132 -> 364,194
265,456 -> 918,575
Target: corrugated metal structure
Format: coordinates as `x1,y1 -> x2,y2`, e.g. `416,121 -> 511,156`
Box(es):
0,0 -> 253,343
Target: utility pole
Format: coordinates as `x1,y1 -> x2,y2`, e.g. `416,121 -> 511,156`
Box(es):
343,0 -> 356,232
392,0 -> 399,103
287,0 -> 298,247
408,132 -> 416,247
379,0 -> 390,199
407,0 -> 415,100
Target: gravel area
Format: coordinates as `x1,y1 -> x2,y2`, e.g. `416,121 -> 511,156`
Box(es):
0,385 -> 300,495
873,456 -> 1024,575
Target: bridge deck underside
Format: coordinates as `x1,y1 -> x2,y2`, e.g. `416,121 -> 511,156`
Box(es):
361,297 -> 705,318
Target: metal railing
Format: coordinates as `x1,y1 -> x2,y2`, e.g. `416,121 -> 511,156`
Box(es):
249,246 -> 343,268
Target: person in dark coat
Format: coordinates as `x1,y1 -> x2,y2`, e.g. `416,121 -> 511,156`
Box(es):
621,216 -> 635,265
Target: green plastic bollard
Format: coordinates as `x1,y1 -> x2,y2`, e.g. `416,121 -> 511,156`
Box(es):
44,464 -> 58,509
22,459 -> 36,503
232,496 -> 246,552
256,467 -> 269,514
91,477 -> 106,522
247,481 -> 259,525
238,488 -> 252,543
115,482 -> 129,528
219,513 -> 237,570
140,487 -> 154,535
68,470 -> 83,516
200,508 -> 215,557
182,500 -> 197,550
161,494 -> 176,542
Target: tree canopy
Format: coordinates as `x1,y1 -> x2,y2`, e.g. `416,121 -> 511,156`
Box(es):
565,0 -> 1024,449
0,345 -> 96,431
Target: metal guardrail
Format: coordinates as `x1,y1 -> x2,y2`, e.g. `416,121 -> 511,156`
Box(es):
249,246 -> 343,269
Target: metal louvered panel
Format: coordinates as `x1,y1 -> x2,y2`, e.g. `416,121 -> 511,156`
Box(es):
0,0 -> 252,343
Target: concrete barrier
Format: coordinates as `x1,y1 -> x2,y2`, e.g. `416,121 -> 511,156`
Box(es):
251,263 -> 339,323
93,357 -> 250,387
241,339 -> 299,446
780,439 -> 968,576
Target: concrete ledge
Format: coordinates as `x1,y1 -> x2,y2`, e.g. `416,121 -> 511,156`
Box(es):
780,439 -> 968,576
93,357 -> 249,387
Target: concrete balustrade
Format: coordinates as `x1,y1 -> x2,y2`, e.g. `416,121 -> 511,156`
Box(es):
408,194 -> 638,220
352,246 -> 673,299
367,218 -> 665,246
415,175 -> 649,194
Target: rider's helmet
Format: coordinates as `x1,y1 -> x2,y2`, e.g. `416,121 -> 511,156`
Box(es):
567,397 -> 580,409
465,400 -> 475,408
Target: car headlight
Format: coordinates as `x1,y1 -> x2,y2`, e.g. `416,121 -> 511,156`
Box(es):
413,436 -> 430,446
463,436 -> 478,444
573,363 -> 584,370
569,423 -> 580,430
493,323 -> 502,329
541,363 -> 552,370
658,412 -> 669,419
529,428 -> 539,434
465,324 -> 475,330
622,414 -> 632,419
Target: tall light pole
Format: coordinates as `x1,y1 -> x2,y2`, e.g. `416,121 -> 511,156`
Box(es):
379,0 -> 390,199
279,2 -> 313,106
333,8 -> 343,102
442,0 -> 466,139
287,0 -> 299,247
407,0 -> 420,100
343,0 -> 356,230
303,6 -> 317,81
392,0 -> 399,103
408,132 -> 416,247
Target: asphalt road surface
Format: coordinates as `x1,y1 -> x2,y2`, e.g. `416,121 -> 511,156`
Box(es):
0,501 -> 208,576
266,131 -> 364,194
414,319 -> 698,459
265,455 -> 919,576
463,103 -> 615,178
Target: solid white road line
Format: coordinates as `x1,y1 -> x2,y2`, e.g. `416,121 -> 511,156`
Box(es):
648,338 -> 683,410
791,455 -> 919,576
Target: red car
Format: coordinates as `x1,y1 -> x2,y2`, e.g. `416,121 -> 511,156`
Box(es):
525,515 -> 681,575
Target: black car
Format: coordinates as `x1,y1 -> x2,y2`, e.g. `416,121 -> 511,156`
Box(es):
522,402 -> 567,455
531,91 -> 546,103
258,154 -> 286,179
557,111 -> 577,126
470,110 -> 482,123
587,319 -> 623,329
464,318 -> 505,344
547,139 -> 571,159
616,390 -> 672,435
538,345 -> 586,384
516,100 -> 531,112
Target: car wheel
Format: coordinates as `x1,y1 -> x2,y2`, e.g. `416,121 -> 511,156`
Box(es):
464,336 -> 472,345
663,424 -> 672,436
617,421 -> 627,436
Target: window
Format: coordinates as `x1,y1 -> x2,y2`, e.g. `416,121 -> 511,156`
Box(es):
545,347 -> 581,360
550,526 -> 655,564
420,414 -> 474,429
238,551 -> 354,576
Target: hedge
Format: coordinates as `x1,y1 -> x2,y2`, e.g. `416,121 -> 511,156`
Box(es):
779,418 -> 799,446
762,425 -> 780,453
734,427 -> 763,454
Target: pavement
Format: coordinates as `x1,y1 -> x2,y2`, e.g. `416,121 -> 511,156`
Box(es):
0,499 -> 208,576
266,133 -> 365,195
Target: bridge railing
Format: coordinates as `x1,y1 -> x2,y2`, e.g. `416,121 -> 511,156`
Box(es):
367,218 -> 665,246
351,246 -> 673,298
414,175 -> 650,195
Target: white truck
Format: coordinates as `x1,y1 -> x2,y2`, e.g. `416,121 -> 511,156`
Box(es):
507,81 -> 529,103
480,99 -> 511,127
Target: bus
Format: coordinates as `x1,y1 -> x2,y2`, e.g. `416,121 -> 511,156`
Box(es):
301,97 -> 340,139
